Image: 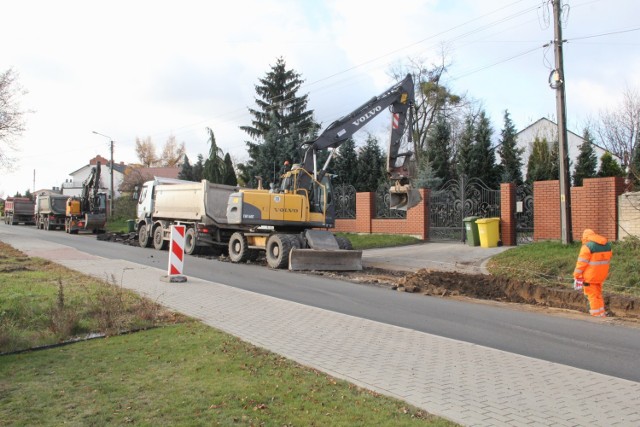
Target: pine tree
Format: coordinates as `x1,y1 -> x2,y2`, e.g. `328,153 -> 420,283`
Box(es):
424,114 -> 452,183
222,153 -> 238,186
192,154 -> 205,182
526,137 -> 552,182
203,127 -> 226,184
572,129 -> 597,186
456,115 -> 476,180
597,152 -> 625,177
549,140 -> 560,180
178,155 -> 194,181
470,110 -> 498,187
497,110 -> 524,184
332,138 -> 358,185
355,135 -> 385,192
239,57 -> 319,186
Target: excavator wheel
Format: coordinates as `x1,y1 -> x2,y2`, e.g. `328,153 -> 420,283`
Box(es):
265,234 -> 299,269
335,236 -> 353,250
228,232 -> 251,263
138,224 -> 152,248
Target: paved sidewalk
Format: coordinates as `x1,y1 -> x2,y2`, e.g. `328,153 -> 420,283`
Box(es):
6,236 -> 640,426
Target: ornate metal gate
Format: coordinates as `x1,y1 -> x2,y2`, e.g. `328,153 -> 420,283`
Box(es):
429,177 -> 500,241
333,183 -> 357,219
375,183 -> 406,218
515,183 -> 534,244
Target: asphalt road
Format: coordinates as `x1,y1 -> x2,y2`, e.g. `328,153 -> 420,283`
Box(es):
2,223 -> 640,382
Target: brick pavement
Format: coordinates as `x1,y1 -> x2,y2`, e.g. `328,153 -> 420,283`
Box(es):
5,237 -> 640,426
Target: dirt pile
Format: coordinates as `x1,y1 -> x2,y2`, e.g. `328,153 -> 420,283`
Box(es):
394,269 -> 640,319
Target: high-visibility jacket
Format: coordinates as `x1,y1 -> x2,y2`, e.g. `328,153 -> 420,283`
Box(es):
573,229 -> 612,284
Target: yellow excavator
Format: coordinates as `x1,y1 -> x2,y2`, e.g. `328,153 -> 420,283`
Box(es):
225,74 -> 421,270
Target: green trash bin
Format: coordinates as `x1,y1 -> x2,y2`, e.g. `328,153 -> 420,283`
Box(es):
476,217 -> 500,248
127,219 -> 135,233
463,216 -> 481,246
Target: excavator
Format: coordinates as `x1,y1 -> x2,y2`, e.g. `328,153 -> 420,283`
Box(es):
65,161 -> 108,234
226,73 -> 420,270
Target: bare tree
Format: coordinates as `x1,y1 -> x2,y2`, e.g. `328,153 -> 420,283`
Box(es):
160,135 -> 186,167
135,136 -> 158,167
597,86 -> 640,183
0,68 -> 29,169
389,54 -> 466,163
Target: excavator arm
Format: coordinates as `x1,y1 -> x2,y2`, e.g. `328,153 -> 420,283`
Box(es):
299,74 -> 421,210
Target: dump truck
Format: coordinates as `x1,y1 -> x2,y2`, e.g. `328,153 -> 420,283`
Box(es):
137,74 -> 419,271
35,193 -> 68,230
3,197 -> 35,225
136,178 -> 251,252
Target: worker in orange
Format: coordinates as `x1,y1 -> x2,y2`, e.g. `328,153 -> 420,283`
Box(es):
573,229 -> 612,317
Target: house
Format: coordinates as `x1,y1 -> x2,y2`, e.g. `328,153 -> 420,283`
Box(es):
119,166 -> 181,193
61,155 -> 129,199
515,117 -> 615,179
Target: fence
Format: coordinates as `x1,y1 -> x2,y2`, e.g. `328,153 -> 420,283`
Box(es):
333,176 -> 633,244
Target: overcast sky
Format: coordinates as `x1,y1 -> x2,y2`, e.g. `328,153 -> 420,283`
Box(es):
2,0 -> 639,197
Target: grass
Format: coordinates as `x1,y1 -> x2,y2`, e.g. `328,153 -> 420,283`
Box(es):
486,236 -> 640,296
338,233 -> 422,250
0,242 -> 454,426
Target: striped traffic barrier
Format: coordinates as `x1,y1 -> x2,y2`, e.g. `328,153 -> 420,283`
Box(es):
164,225 -> 187,282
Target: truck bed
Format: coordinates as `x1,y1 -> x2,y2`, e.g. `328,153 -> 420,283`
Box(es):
153,180 -> 239,226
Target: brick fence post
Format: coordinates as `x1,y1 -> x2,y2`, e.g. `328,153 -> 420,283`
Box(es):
500,183 -> 516,246
355,192 -> 374,234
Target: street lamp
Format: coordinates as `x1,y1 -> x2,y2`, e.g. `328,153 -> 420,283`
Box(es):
92,131 -> 115,218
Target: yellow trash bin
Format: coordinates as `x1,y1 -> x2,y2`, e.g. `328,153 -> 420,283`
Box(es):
476,217 -> 500,248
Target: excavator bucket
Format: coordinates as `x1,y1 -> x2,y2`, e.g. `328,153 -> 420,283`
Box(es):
389,185 -> 422,211
289,249 -> 363,271
84,213 -> 107,231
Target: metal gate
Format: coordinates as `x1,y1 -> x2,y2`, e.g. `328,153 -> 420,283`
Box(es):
429,176 -> 500,241
516,183 -> 534,244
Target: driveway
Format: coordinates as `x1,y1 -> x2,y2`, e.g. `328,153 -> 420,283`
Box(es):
362,241 -> 513,274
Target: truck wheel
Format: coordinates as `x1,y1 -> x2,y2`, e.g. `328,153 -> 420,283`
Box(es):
138,224 -> 152,248
153,226 -> 167,250
265,234 -> 295,269
184,228 -> 199,255
228,232 -> 250,263
335,236 -> 353,250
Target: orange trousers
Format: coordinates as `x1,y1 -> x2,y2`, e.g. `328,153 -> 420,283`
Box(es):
583,282 -> 605,317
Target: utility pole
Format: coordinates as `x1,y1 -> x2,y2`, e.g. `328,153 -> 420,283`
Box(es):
551,0 -> 572,244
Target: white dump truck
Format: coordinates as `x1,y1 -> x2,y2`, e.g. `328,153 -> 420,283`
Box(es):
34,194 -> 68,230
136,178 -> 251,254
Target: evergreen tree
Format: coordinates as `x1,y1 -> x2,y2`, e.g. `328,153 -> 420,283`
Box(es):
192,154 -> 205,182
572,129 -> 598,186
222,153 -> 238,186
415,156 -> 443,189
456,115 -> 476,180
424,114 -> 452,183
549,140 -> 560,180
631,143 -> 640,187
497,110 -> 524,184
239,57 -> 319,185
526,137 -> 552,182
203,127 -> 226,184
470,110 -> 498,187
355,135 -> 385,192
332,137 -> 358,185
597,152 -> 625,177
178,155 -> 194,181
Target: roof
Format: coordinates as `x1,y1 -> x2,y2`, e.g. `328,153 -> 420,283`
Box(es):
516,117 -> 612,155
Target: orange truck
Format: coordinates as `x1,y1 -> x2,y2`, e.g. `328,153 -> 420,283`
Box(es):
3,197 -> 35,225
